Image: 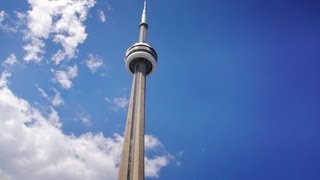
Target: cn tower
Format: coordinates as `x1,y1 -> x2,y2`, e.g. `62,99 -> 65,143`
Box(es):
118,0 -> 158,180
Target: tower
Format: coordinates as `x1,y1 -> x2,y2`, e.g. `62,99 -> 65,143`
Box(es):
118,1 -> 158,180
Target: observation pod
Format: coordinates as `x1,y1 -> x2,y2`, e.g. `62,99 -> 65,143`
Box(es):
125,42 -> 158,76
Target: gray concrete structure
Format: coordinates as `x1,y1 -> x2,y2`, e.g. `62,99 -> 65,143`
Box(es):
118,1 -> 158,180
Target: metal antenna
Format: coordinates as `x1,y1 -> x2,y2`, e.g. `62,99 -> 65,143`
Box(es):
141,0 -> 147,24
139,0 -> 148,42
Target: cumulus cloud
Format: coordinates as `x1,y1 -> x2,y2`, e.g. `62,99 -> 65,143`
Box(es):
53,65 -> 78,89
145,156 -> 170,178
145,135 -> 162,151
105,96 -> 129,112
23,0 -> 96,63
0,71 -> 170,179
86,54 -> 104,72
0,10 -> 17,33
98,10 -> 106,23
52,88 -> 64,106
145,136 -> 171,177
23,37 -> 45,62
2,54 -> 18,68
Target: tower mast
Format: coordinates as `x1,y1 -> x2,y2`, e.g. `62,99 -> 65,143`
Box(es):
118,0 -> 158,180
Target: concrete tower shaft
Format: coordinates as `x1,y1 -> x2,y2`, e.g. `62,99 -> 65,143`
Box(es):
118,62 -> 146,180
118,1 -> 158,180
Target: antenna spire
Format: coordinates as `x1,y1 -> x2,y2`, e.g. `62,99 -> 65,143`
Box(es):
139,0 -> 148,42
141,0 -> 147,23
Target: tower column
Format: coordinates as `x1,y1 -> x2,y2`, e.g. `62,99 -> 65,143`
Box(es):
118,62 -> 146,180
132,62 -> 146,180
118,0 -> 157,179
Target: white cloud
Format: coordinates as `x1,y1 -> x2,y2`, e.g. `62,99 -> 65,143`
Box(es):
0,169 -> 11,180
53,65 -> 78,89
52,88 -> 64,106
0,10 -> 17,33
0,10 -> 5,23
23,0 -> 96,63
53,70 -> 71,89
145,134 -> 162,151
37,87 -> 49,99
86,54 -> 104,72
2,54 -> 18,68
37,86 -> 63,106
113,97 -> 129,109
0,71 -> 171,179
67,65 -> 78,78
145,135 -> 172,178
98,10 -> 106,23
105,96 -> 129,112
0,70 -> 11,87
23,37 -> 45,62
145,156 -> 169,178
0,71 -> 120,179
76,113 -> 92,126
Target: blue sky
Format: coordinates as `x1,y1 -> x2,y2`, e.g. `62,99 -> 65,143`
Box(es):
1,0 -> 320,179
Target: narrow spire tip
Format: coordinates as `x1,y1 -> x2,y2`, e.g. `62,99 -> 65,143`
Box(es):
141,0 -> 147,23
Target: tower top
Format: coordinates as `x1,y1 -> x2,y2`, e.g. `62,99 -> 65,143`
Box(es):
141,0 -> 147,24
125,0 -> 158,75
139,0 -> 148,42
